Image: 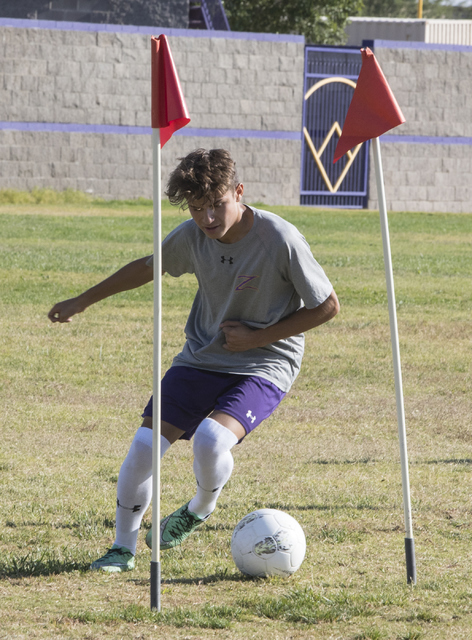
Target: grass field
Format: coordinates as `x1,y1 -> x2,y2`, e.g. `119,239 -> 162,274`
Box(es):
0,192 -> 471,639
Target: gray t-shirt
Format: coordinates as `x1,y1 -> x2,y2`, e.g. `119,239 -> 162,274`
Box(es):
159,206 -> 333,392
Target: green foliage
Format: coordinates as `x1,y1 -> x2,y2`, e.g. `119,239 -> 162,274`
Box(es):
360,0 -> 472,19
0,0 -> 50,20
223,0 -> 363,44
107,0 -> 168,26
360,0 -> 418,17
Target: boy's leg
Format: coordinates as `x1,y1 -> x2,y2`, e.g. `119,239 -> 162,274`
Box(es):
185,379 -> 284,522
114,426 -> 166,554
114,418 -> 185,553
91,418 -> 183,572
188,413 -> 243,518
155,415 -> 240,550
145,369 -> 285,551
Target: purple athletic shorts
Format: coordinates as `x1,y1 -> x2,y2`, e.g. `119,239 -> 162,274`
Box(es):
142,366 -> 286,440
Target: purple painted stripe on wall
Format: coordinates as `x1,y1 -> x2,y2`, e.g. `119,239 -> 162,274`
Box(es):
0,121 -> 302,140
1,121 -> 471,145
180,127 -> 302,140
382,134 -> 472,145
0,17 -> 304,42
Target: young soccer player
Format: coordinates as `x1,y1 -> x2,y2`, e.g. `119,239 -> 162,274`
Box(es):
48,148 -> 339,572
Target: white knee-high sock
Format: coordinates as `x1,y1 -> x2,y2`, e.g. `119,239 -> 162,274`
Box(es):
188,417 -> 238,519
115,427 -> 171,554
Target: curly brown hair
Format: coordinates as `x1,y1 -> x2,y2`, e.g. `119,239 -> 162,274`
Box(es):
166,149 -> 240,209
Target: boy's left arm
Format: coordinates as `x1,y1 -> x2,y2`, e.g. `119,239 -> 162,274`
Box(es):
220,290 -> 340,352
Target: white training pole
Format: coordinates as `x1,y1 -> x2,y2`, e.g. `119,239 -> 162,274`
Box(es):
150,129 -> 162,610
372,137 -> 416,584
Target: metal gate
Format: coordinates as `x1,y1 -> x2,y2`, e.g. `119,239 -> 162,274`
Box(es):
301,46 -> 369,208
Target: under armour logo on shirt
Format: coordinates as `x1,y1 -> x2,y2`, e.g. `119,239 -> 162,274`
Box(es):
221,256 -> 234,264
246,410 -> 257,424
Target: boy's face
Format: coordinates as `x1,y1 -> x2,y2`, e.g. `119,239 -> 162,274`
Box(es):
187,183 -> 246,244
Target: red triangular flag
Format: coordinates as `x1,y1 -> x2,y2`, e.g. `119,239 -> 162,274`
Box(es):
333,48 -> 405,163
151,35 -> 190,147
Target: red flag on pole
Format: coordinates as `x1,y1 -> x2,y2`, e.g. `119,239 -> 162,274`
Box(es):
150,33 -> 191,611
333,48 -> 405,163
151,35 -> 190,147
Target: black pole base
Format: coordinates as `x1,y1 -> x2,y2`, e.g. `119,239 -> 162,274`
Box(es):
405,537 -> 417,585
150,560 -> 161,611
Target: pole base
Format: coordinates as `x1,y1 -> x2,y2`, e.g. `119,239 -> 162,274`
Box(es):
405,537 -> 416,585
150,560 -> 161,611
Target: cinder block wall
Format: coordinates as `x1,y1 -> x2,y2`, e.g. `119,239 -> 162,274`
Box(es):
0,20 -> 305,206
2,22 -> 472,212
370,41 -> 472,213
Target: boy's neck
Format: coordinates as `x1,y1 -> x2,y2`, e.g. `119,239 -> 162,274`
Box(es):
219,205 -> 254,244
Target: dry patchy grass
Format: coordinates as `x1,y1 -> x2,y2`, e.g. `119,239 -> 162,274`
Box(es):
0,202 -> 471,639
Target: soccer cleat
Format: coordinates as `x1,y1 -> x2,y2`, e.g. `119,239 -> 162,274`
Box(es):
146,502 -> 209,550
90,544 -> 135,572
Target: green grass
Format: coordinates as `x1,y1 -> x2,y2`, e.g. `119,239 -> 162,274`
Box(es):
0,194 -> 471,639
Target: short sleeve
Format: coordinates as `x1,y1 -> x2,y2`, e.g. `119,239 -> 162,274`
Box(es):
285,232 -> 333,309
153,220 -> 196,277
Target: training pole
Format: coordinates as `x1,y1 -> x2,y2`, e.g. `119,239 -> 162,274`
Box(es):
150,129 -> 162,610
372,137 -> 416,585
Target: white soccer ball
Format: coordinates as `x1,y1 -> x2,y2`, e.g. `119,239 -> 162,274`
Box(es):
231,509 -> 306,578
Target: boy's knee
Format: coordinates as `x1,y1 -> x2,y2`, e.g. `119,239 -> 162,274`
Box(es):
193,418 -> 238,458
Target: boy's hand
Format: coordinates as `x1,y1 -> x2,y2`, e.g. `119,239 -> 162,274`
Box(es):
219,293 -> 339,352
48,297 -> 86,323
220,321 -> 260,352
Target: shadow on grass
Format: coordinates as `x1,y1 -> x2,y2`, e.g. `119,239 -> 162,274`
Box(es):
421,458 -> 472,465
257,501 -> 384,512
204,523 -> 234,532
0,550 -> 91,578
5,516 -> 115,530
131,571 -> 251,587
308,458 -> 376,465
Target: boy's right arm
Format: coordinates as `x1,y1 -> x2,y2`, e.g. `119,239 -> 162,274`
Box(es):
48,256 -> 154,323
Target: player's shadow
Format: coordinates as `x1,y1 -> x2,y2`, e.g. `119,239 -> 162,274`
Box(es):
131,572 -> 255,587
308,457 -> 375,465
203,523 -> 234,532
0,557 -> 92,579
421,458 -> 472,465
1,516 -> 116,578
310,457 -> 472,466
259,501 -> 384,513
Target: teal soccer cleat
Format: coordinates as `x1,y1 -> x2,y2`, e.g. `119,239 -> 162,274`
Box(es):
146,502 -> 209,550
90,544 -> 135,572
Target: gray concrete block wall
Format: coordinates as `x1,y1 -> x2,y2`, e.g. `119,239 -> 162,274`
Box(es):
2,23 -> 472,212
368,142 -> 472,213
0,27 -> 304,132
0,129 -> 301,205
375,46 -> 472,138
369,42 -> 472,213
0,22 -> 304,206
